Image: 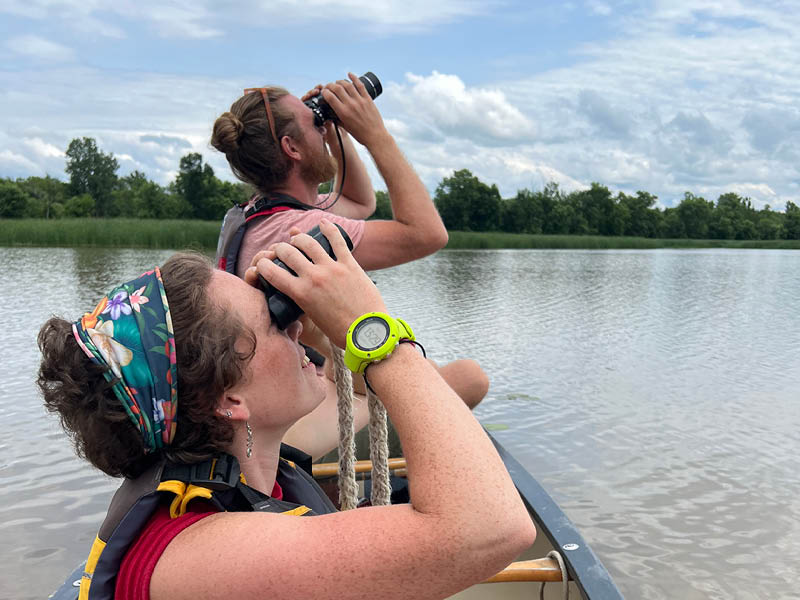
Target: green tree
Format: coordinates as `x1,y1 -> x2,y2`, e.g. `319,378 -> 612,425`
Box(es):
174,153 -> 236,220
710,193 -> 757,240
0,179 -> 32,218
561,191 -> 590,234
18,175 -> 67,218
112,172 -> 190,219
660,207 -> 685,238
677,192 -> 713,238
571,183 -> 626,236
756,205 -> 783,240
65,137 -> 119,217
501,188 -> 547,234
538,182 -> 565,234
64,193 -> 95,217
434,169 -> 501,231
370,190 -> 393,220
784,201 -> 800,240
618,191 -> 660,237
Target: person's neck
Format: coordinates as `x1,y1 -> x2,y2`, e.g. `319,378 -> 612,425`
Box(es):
231,428 -> 284,496
272,172 -> 320,206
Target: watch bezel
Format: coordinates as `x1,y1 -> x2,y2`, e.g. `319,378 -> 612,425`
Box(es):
352,316 -> 391,352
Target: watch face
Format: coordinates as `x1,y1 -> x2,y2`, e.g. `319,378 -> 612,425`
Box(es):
354,317 -> 390,351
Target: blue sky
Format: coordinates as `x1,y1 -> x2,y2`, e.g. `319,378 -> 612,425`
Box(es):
2,0 -> 798,209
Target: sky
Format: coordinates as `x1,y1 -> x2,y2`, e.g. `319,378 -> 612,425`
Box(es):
1,0 -> 799,210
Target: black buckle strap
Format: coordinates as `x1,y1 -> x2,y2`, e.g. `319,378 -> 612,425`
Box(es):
190,454 -> 241,491
163,454 -> 241,491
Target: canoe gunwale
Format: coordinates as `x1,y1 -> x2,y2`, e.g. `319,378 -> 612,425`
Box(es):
487,431 -> 624,599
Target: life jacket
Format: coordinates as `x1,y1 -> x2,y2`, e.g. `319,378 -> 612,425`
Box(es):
50,444 -> 335,600
215,193 -> 312,274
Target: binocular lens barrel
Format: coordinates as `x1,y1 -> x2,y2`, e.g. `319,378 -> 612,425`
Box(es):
304,72 -> 382,127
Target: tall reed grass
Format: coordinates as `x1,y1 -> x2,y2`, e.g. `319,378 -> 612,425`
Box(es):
1,219 -> 798,250
0,219 -> 220,250
445,231 -> 800,250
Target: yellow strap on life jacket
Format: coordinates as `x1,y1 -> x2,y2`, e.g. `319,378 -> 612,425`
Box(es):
78,535 -> 106,600
156,480 -> 214,517
281,505 -> 312,516
179,484 -> 213,516
157,480 -> 187,519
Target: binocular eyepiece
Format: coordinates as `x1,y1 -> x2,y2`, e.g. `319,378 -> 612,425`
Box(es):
304,72 -> 382,128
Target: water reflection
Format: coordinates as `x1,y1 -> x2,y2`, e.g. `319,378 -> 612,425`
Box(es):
2,248 -> 799,599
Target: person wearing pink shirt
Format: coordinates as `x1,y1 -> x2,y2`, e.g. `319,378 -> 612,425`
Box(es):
211,73 -> 488,459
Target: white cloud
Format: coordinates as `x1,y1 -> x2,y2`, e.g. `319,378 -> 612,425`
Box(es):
23,137 -> 64,159
586,1 -> 612,16
0,0 -> 500,39
391,72 -> 536,145
6,35 -> 75,62
229,0 -> 499,31
2,0 -> 799,211
0,149 -> 41,172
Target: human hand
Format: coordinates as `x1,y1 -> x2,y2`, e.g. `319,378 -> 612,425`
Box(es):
319,72 -> 387,147
300,86 -> 344,146
300,84 -> 323,103
245,219 -> 386,348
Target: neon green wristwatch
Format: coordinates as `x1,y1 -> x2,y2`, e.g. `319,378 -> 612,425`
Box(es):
344,312 -> 415,374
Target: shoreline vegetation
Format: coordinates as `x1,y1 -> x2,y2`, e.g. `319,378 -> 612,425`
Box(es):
4,137 -> 800,246
2,219 -> 798,250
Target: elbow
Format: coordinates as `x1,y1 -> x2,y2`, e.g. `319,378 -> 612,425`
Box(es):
434,226 -> 449,250
419,225 -> 448,256
492,514 -> 537,569
464,511 -> 537,579
514,515 -> 537,555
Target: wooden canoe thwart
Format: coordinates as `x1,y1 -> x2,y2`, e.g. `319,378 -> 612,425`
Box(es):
483,557 -> 565,583
311,457 -> 407,478
312,458 -> 569,586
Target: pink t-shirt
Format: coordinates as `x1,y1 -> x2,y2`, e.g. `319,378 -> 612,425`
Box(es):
235,206 -> 366,279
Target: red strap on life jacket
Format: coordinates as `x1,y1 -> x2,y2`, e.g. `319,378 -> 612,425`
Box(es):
244,205 -> 297,223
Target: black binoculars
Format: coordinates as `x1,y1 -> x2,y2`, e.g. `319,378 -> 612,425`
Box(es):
304,72 -> 382,128
257,224 -> 354,329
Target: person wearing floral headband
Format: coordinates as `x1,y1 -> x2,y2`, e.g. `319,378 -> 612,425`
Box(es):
38,221 -> 534,600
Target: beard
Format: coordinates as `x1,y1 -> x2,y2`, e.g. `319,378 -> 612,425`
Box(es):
299,138 -> 338,185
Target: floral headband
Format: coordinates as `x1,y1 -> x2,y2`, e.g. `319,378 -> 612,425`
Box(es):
72,267 -> 178,453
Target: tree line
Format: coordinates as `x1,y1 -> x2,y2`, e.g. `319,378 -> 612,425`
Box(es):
0,137 -> 251,221
435,169 -> 800,240
1,138 -> 798,241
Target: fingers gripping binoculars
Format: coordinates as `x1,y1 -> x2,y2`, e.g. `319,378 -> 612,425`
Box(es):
257,224 -> 354,329
304,72 -> 382,128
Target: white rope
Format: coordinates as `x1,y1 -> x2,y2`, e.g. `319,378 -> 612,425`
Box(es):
539,550 -> 569,600
330,342 -> 358,510
366,387 -> 391,505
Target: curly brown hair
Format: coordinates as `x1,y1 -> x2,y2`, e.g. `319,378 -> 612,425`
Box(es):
210,86 -> 300,194
37,252 -> 257,478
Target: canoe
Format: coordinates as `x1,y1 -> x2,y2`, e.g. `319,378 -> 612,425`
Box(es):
50,430 -> 623,599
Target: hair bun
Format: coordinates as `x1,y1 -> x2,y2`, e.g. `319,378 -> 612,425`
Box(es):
211,112 -> 245,153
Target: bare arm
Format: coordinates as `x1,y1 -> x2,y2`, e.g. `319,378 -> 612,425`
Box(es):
151,221 -> 534,600
322,74 -> 449,271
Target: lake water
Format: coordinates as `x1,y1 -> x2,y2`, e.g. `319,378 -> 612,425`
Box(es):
1,247 -> 798,599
